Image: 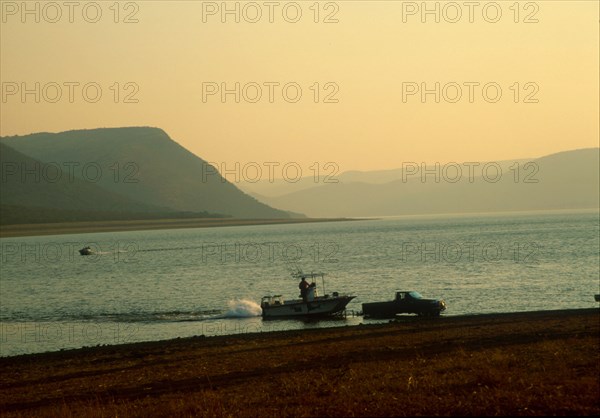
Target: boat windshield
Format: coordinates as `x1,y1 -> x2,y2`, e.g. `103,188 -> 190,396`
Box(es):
408,291 -> 423,299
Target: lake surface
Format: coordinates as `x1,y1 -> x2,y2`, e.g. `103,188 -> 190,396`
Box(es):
1,209 -> 598,357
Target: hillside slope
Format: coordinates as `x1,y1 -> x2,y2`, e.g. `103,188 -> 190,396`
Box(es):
1,127 -> 290,219
260,148 -> 600,217
0,142 -> 228,224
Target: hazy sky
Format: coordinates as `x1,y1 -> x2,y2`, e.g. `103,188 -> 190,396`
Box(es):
1,0 -> 598,172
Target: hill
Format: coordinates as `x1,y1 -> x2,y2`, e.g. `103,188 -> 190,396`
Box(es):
1,127 -> 291,221
255,148 -> 600,217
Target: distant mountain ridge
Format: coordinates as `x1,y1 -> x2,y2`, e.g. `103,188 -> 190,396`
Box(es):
3,128 -> 596,223
0,127 -> 291,224
238,158 -> 534,198
248,148 -> 600,218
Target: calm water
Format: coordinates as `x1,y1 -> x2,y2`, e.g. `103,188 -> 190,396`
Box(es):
1,210 -> 598,357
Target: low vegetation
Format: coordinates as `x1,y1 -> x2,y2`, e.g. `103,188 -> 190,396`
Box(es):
1,309 -> 598,417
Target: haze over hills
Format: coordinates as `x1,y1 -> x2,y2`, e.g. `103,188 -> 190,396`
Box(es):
0,127 -> 291,224
248,148 -> 600,218
2,127 -> 597,224
237,159 -> 533,198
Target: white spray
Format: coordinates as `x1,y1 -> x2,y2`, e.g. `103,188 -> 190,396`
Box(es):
223,299 -> 262,318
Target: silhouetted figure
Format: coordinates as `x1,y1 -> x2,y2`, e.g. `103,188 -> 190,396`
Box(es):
299,277 -> 310,303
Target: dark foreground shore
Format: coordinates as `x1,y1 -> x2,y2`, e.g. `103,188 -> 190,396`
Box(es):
1,309 -> 598,417
0,217 -> 363,238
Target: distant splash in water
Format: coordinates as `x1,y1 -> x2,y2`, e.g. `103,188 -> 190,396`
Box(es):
222,299 -> 262,318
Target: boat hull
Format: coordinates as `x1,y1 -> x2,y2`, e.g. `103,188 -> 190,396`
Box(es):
261,296 -> 354,318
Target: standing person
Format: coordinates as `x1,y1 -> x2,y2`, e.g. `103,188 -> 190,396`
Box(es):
299,277 -> 310,303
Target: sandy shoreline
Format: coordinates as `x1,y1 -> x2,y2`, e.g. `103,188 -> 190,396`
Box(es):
0,217 -> 367,238
1,308 -> 598,416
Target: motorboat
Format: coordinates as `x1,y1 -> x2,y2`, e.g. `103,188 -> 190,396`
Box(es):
79,246 -> 93,256
260,271 -> 354,318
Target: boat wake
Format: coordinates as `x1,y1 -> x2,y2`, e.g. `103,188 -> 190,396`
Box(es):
1,310 -> 225,323
220,299 -> 262,318
3,302 -> 262,323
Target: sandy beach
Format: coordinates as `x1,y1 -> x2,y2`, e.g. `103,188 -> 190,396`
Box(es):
1,308 -> 598,417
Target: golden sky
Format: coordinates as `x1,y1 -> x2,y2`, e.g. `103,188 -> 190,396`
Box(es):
1,0 -> 598,172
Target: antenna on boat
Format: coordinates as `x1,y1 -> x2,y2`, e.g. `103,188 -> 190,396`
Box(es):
286,261 -> 302,279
